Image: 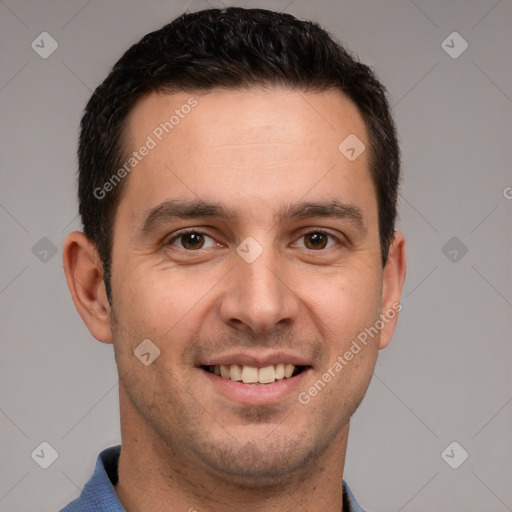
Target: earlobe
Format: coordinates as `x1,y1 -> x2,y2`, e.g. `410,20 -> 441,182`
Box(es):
62,231 -> 113,344
378,231 -> 406,350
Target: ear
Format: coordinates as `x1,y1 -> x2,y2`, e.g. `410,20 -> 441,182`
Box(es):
62,231 -> 113,343
378,231 -> 406,350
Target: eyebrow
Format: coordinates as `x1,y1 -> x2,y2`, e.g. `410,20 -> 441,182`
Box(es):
275,200 -> 366,232
137,198 -> 367,236
138,200 -> 237,236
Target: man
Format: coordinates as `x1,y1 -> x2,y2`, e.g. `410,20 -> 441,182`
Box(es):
61,7 -> 406,512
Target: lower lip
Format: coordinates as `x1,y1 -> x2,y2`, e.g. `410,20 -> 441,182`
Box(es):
200,368 -> 311,406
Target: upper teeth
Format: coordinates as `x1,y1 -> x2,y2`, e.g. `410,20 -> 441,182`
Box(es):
212,363 -> 296,384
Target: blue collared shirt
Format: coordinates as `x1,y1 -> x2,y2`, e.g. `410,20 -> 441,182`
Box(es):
60,445 -> 366,512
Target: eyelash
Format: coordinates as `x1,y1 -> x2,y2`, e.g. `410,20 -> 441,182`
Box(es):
167,228 -> 343,250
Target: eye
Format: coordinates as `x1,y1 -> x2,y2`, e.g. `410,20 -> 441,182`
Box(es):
293,231 -> 339,250
168,230 -> 219,250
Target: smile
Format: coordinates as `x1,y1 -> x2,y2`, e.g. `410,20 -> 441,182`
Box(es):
201,363 -> 307,384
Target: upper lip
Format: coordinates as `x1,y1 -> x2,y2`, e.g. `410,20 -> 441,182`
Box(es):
199,351 -> 311,368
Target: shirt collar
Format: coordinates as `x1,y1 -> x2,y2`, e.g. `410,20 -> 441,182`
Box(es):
60,445 -> 125,512
61,445 -> 366,512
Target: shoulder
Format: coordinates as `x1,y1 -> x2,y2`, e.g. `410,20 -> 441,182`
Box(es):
59,445 -> 124,512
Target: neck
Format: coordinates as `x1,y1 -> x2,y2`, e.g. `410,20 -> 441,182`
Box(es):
115,386 -> 350,512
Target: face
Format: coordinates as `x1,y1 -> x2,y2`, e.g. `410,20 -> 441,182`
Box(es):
105,87 -> 402,485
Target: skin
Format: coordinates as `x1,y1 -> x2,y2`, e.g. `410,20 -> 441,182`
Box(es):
63,87 -> 406,512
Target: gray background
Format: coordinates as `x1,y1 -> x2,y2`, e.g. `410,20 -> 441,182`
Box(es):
0,0 -> 511,511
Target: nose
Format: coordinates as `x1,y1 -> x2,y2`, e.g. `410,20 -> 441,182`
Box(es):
218,249 -> 299,335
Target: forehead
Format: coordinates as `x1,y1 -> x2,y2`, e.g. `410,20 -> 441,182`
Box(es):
124,86 -> 367,155
116,87 -> 376,229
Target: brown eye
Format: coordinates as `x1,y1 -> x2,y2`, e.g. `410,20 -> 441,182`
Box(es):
168,230 -> 222,251
181,232 -> 204,250
303,232 -> 329,250
172,232 -> 207,250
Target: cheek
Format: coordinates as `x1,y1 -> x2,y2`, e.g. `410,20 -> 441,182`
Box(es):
329,350 -> 377,418
301,261 -> 382,340
113,265 -> 216,342
298,260 -> 382,410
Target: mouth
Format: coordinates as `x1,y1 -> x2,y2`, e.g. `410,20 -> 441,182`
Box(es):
201,363 -> 308,384
197,353 -> 313,405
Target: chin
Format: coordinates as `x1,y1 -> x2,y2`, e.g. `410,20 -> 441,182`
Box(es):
190,430 -> 322,489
